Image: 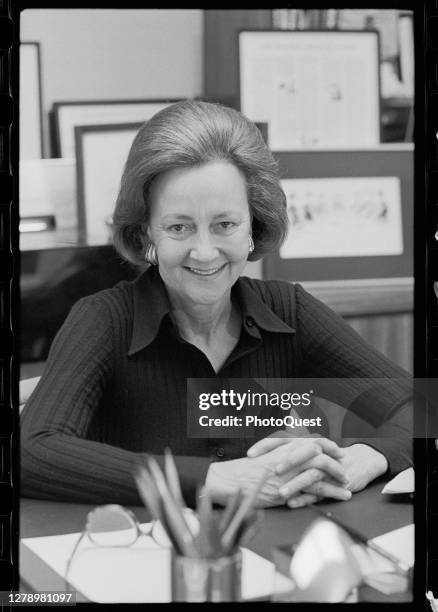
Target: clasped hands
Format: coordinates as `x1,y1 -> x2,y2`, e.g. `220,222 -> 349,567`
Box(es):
205,435 -> 388,509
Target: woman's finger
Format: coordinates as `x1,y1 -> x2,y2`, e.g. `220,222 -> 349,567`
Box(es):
303,453 -> 348,484
278,468 -> 325,499
303,480 -> 352,501
313,438 -> 345,459
275,443 -> 322,474
287,493 -> 319,508
247,436 -> 291,457
276,443 -> 346,479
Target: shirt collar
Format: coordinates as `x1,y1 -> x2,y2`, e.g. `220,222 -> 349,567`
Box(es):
128,267 -> 171,355
128,266 -> 295,356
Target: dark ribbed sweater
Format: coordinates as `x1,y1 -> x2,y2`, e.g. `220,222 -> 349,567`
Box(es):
21,267 -> 412,505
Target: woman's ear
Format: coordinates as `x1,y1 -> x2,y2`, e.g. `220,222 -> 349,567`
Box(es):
140,222 -> 152,241
138,223 -> 152,251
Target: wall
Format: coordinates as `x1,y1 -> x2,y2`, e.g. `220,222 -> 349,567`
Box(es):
20,9 -> 203,156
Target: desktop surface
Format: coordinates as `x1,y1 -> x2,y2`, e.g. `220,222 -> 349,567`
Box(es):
20,480 -> 413,603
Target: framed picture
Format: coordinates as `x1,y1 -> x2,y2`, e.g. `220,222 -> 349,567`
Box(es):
263,146 -> 413,283
238,30 -> 381,150
20,42 -> 44,159
75,122 -> 143,239
52,99 -> 180,158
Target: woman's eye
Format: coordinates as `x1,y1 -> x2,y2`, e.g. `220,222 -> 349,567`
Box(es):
218,221 -> 235,230
168,224 -> 188,234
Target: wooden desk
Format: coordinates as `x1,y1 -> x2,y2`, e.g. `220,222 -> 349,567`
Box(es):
20,482 -> 413,603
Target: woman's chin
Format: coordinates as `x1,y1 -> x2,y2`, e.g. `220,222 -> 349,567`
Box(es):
184,288 -> 229,306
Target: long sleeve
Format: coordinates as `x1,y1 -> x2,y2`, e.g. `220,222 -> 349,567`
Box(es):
20,295 -> 211,506
294,284 -> 412,475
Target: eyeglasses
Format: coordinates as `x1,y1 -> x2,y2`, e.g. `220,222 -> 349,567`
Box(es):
65,504 -> 199,583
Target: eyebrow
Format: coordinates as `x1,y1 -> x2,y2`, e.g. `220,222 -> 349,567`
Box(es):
161,211 -> 243,221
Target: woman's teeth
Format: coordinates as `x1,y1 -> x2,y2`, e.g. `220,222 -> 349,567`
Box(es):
188,266 -> 224,276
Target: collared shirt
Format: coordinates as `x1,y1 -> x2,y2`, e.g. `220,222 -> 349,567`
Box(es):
128,265 -> 295,358
21,266 -> 412,505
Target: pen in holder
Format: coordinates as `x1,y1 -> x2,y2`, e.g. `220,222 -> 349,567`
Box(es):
172,548 -> 242,602
133,450 -> 267,603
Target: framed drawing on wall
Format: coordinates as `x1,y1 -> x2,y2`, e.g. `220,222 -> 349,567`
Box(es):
20,42 -> 44,159
75,122 -> 143,240
52,99 -> 180,158
263,146 -> 413,284
238,30 -> 381,150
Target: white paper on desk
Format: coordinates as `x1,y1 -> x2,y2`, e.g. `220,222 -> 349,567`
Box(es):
22,525 -> 284,602
23,526 -> 171,603
381,467 -> 414,494
352,524 -> 414,576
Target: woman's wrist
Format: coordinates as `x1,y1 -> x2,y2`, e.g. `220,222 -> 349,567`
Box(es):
204,460 -> 237,505
343,443 -> 389,487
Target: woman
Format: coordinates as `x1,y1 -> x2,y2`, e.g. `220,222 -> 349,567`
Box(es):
21,100 -> 412,508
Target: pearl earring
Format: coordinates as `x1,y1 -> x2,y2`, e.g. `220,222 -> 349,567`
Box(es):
248,235 -> 254,254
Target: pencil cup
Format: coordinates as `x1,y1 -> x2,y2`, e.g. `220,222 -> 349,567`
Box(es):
172,549 -> 242,602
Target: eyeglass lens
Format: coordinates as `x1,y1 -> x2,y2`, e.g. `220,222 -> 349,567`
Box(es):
87,505 -> 138,547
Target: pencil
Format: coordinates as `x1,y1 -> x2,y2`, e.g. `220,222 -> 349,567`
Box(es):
146,454 -> 198,557
164,448 -> 185,508
221,471 -> 269,553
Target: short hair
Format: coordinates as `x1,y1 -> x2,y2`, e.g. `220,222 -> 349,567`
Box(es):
112,99 -> 288,267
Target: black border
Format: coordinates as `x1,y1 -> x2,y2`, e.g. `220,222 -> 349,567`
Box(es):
52,98 -> 182,158
74,121 -> 143,236
237,28 -> 382,145
1,3 -> 433,610
19,41 -> 43,158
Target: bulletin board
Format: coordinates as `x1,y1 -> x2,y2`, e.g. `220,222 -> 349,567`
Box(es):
263,147 -> 413,283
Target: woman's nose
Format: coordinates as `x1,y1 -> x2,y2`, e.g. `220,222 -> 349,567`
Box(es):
189,231 -> 219,261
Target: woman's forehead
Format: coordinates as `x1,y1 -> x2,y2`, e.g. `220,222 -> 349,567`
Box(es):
156,160 -> 245,190
149,161 -> 249,215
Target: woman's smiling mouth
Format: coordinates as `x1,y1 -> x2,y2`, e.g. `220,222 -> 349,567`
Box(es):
185,264 -> 227,276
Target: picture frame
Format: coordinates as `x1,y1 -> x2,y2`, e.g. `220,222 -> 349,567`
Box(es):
263,145 -> 413,283
52,99 -> 181,158
238,29 -> 381,150
20,42 -> 44,159
75,122 -> 143,239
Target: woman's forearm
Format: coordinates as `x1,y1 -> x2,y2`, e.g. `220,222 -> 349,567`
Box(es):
21,431 -> 211,506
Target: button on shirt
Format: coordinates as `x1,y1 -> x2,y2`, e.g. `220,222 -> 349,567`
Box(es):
21,265 -> 412,506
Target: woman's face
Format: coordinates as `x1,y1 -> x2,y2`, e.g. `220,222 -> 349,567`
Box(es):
147,160 -> 252,308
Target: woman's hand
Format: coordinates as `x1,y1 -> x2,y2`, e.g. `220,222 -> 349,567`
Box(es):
286,444 -> 389,508
205,437 -> 349,508
284,443 -> 388,506
247,436 -> 389,508
247,436 -> 351,507
339,443 -> 388,492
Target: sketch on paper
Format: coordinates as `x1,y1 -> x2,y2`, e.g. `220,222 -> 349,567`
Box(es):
279,177 -> 403,259
239,31 -> 380,150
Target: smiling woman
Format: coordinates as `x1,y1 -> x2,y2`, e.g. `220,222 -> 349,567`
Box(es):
20,100 -> 412,509
147,161 -> 252,310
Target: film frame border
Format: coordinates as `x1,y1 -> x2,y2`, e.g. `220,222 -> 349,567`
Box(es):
0,0 -> 17,592
0,0 -> 434,607
425,0 -> 438,602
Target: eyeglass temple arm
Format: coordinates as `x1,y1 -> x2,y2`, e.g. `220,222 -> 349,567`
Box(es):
65,529 -> 87,581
